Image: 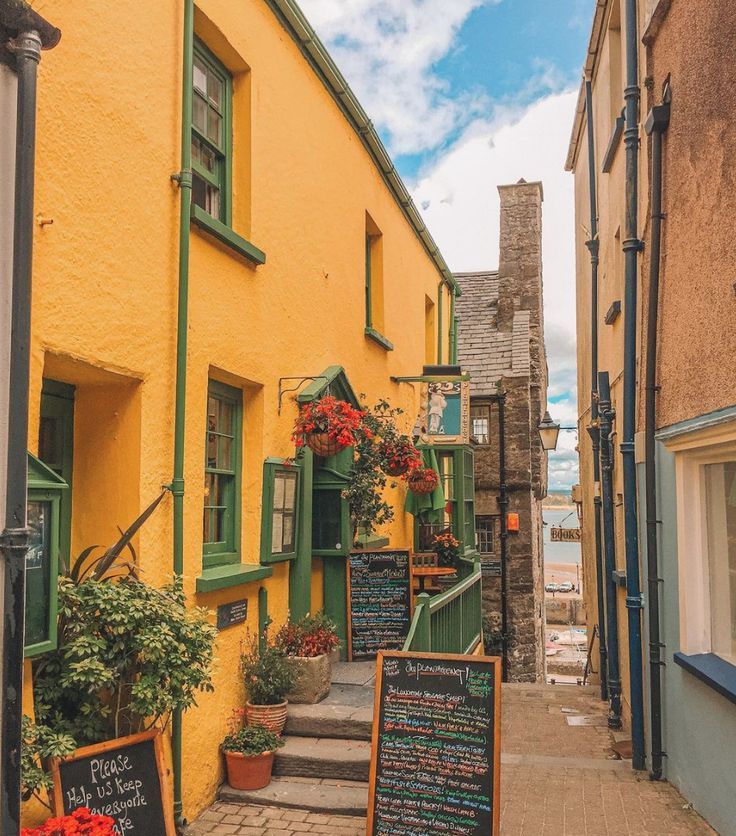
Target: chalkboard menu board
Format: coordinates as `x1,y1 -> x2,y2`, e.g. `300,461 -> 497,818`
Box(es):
347,550 -> 412,661
368,651 -> 501,835
51,730 -> 174,835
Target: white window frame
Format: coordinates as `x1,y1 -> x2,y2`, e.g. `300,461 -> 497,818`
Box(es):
667,420 -> 736,659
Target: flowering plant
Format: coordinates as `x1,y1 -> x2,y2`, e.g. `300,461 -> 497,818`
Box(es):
21,808 -> 116,835
222,722 -> 284,757
240,632 -> 297,705
379,438 -> 421,476
274,612 -> 339,658
408,467 -> 440,493
432,531 -> 461,568
291,396 -> 369,449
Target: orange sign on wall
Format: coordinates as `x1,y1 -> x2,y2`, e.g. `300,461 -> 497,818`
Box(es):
507,513 -> 520,532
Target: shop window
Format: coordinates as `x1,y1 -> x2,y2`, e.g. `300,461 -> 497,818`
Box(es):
471,404 -> 491,446
462,448 -> 476,549
192,41 -> 232,223
260,459 -> 300,564
476,515 -> 496,555
203,380 -> 242,567
25,454 -> 68,657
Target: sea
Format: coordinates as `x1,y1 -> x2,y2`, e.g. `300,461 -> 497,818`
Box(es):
542,507 -> 581,566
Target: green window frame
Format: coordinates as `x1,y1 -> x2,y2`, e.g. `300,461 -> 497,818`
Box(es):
365,233 -> 372,330
203,380 -> 242,567
260,458 -> 301,564
192,40 -> 232,225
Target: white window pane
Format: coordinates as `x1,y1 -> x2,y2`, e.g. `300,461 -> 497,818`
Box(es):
284,473 -> 297,511
193,57 -> 207,95
272,512 -> 283,554
705,461 -> 736,663
193,93 -> 207,133
273,475 -> 285,510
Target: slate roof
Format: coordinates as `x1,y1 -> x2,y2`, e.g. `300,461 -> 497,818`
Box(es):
455,271 -> 532,396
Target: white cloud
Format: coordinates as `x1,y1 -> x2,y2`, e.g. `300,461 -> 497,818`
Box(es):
298,0 -> 498,155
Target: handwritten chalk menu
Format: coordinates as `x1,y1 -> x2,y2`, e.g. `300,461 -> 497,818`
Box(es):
51,730 -> 174,836
347,550 -> 412,661
368,651 -> 501,835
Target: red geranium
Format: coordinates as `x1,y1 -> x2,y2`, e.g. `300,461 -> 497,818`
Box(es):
380,438 -> 421,476
408,467 -> 440,493
274,612 -> 340,658
291,396 -> 369,449
22,808 -> 116,836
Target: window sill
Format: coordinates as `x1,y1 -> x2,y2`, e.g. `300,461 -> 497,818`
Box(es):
190,204 -> 266,265
364,327 -> 394,351
674,652 -> 736,706
196,563 -> 273,594
261,552 -> 297,565
602,113 -> 625,174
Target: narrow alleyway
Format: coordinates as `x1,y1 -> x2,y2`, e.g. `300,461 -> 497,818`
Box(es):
189,680 -> 714,835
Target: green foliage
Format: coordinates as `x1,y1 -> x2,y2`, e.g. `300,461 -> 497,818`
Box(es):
33,575 -> 217,745
222,723 -> 284,756
241,633 -> 297,705
21,716 -> 76,808
273,611 -> 339,658
343,398 -> 408,537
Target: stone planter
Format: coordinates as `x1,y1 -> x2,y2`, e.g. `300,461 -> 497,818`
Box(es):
245,700 -> 288,736
284,653 -> 332,704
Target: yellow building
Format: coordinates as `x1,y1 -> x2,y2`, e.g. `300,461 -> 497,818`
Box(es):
17,0 -> 483,825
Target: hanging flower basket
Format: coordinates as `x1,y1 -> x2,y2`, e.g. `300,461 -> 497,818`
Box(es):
380,439 -> 422,478
292,396 -> 369,457
408,467 -> 440,495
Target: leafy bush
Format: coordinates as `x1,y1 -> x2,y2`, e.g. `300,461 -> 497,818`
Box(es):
240,633 -> 297,705
21,716 -> 76,806
21,808 -> 116,835
222,723 -> 284,756
33,575 -> 217,744
273,612 -> 339,658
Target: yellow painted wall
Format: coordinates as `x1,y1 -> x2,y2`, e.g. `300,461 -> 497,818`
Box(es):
24,0 -> 451,824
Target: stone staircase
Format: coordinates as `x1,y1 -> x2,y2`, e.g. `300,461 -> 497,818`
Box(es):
218,664 -> 375,816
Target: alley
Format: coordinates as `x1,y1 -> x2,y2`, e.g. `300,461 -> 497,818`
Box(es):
189,683 -> 713,835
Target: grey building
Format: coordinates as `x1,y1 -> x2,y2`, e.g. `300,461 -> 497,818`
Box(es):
456,180 -> 548,682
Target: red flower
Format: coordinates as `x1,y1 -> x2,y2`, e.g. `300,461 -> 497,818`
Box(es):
291,396 -> 368,450
22,808 -> 117,836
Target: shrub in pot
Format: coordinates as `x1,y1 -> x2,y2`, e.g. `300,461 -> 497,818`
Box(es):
222,723 -> 284,791
241,635 -> 297,735
432,531 -> 461,569
274,612 -> 340,704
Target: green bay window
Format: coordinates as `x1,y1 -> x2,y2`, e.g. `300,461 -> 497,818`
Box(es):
192,41 -> 231,224
261,459 -> 301,564
203,381 -> 242,567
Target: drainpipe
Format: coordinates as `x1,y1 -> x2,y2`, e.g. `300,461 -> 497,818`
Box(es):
644,96 -> 670,781
584,77 -> 608,702
170,0 -> 193,827
0,26 -> 44,833
448,286 -> 457,364
622,0 -> 646,771
597,372 -> 622,729
496,390 -> 509,682
436,281 -> 443,364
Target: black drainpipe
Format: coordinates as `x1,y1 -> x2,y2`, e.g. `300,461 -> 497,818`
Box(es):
644,94 -> 670,781
1,25 -> 45,833
597,372 -> 622,728
496,390 -> 509,682
584,77 -> 608,702
622,0 -> 646,771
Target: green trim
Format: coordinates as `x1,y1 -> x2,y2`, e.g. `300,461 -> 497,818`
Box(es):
41,379 -> 75,400
264,0 -> 459,297
323,555 -> 348,658
437,283 -> 443,364
27,453 -> 69,491
191,204 -> 266,265
656,403 -> 736,442
260,458 -> 301,564
289,448 -> 313,617
203,380 -> 243,567
364,327 -> 394,351
365,234 -> 372,329
258,586 -> 269,652
297,365 -> 360,407
24,489 -> 61,658
196,563 -> 273,593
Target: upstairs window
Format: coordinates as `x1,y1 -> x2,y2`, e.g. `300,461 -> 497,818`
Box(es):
192,42 -> 231,223
471,404 -> 491,446
476,515 -> 496,555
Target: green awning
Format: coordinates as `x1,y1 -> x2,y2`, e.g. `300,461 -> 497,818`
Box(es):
404,447 -> 445,522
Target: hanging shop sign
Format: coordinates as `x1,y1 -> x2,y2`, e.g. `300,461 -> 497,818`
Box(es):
368,651 -> 501,835
551,527 -> 581,542
346,550 -> 412,661
417,379 -> 470,444
50,730 -> 175,835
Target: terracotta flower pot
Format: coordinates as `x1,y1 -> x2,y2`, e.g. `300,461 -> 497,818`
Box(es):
285,654 -> 332,704
245,700 -> 288,736
306,432 -> 345,457
224,749 -> 275,790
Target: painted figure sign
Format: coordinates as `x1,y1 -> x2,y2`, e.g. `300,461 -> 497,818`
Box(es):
419,380 -> 470,444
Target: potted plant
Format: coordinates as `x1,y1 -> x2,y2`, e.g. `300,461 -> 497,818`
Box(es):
241,634 -> 297,735
432,531 -> 461,568
408,467 -> 440,495
380,437 -> 421,477
21,808 -> 117,835
222,722 -> 284,791
292,395 -> 368,457
274,612 -> 340,704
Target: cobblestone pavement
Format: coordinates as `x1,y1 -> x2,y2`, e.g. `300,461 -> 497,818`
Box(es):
188,684 -> 716,835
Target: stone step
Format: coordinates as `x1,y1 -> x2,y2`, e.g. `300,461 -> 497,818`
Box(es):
219,777 -> 368,816
273,736 -> 371,782
285,686 -> 373,741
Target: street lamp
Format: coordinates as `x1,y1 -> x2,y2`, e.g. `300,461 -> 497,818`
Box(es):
538,411 -> 561,451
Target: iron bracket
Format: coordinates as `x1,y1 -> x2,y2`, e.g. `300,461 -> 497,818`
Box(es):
277,376 -> 329,415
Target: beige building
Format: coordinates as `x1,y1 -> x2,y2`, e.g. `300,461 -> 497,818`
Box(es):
568,2 -> 736,832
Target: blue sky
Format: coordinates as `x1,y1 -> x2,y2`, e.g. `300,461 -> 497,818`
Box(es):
299,0 -> 596,490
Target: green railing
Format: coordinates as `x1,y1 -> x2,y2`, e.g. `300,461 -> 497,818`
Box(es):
403,556 -> 483,655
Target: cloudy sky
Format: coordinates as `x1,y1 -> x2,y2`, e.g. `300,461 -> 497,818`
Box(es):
299,0 -> 595,491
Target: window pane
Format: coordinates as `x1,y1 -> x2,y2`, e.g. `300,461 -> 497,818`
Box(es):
312,490 -> 342,550
705,461 -> 736,663
193,92 -> 207,133
208,70 -> 223,107
283,473 -> 297,511
193,57 -> 207,95
273,474 -> 286,510
282,515 -> 294,552
272,511 -> 284,554
25,501 -> 51,646
218,436 -> 232,471
207,109 -> 222,145
192,172 -> 220,219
